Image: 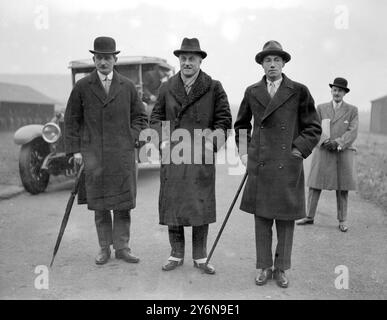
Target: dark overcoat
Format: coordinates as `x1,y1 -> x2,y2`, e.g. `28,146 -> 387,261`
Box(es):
64,70 -> 148,211
150,70 -> 232,226
234,74 -> 321,220
307,101 -> 358,190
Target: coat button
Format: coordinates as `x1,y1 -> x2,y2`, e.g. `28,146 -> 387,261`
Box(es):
278,164 -> 284,169
258,161 -> 265,167
260,125 -> 264,129
281,126 -> 285,130
281,145 -> 286,150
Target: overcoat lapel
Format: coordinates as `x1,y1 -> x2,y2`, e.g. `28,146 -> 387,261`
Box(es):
104,71 -> 123,107
325,102 -> 335,121
169,71 -> 212,118
261,75 -> 295,121
250,80 -> 271,110
89,70 -> 107,104
88,70 -> 123,107
332,101 -> 349,124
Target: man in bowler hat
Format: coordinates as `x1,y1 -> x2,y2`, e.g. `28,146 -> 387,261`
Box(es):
150,37 -> 232,274
297,77 -> 358,232
64,36 -> 148,265
234,40 -> 321,287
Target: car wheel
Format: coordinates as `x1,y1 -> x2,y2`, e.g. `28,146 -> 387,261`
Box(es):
19,138 -> 50,194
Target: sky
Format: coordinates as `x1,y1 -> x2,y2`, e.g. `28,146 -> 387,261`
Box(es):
0,0 -> 386,110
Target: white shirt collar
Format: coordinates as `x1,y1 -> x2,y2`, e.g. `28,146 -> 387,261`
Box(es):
97,70 -> 113,82
180,69 -> 200,87
266,77 -> 283,88
333,100 -> 343,109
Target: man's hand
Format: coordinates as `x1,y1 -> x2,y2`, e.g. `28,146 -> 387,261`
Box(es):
73,152 -> 83,166
291,147 -> 303,159
240,154 -> 248,167
324,139 -> 339,151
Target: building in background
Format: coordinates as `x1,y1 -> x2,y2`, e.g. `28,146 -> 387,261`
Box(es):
370,95 -> 387,135
0,82 -> 56,131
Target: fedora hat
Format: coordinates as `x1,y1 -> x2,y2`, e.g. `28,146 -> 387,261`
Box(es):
173,38 -> 207,59
329,77 -> 350,93
255,40 -> 291,64
89,36 -> 120,55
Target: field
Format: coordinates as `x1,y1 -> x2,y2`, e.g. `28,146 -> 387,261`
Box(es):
0,131 -> 21,186
355,132 -> 387,213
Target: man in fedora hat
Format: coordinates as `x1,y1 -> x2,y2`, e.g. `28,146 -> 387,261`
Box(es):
234,40 -> 321,288
150,37 -> 232,274
64,36 -> 148,265
297,77 -> 358,232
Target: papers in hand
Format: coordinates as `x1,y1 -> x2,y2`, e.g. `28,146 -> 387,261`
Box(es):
318,118 -> 331,147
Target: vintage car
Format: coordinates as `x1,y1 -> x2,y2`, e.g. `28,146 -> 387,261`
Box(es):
14,56 -> 174,194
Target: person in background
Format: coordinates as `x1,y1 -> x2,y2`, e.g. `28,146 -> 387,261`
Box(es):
297,77 -> 358,232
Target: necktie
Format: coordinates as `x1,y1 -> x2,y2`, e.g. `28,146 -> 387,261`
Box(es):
335,103 -> 340,111
269,82 -> 276,98
184,84 -> 192,95
103,76 -> 110,94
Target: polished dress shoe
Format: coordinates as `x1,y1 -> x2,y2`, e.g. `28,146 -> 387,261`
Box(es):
115,248 -> 140,263
273,269 -> 289,288
193,261 -> 216,275
95,248 -> 111,265
296,217 -> 314,225
339,223 -> 348,232
255,268 -> 273,286
162,259 -> 184,271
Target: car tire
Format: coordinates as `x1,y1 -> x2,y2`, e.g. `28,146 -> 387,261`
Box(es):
19,138 -> 50,194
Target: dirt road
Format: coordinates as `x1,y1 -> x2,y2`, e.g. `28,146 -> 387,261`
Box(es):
0,152 -> 386,300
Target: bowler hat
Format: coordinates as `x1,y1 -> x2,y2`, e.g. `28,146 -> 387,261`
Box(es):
255,40 -> 291,64
89,36 -> 120,55
173,38 -> 207,59
329,77 -> 350,93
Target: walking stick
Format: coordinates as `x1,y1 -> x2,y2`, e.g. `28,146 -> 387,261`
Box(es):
206,171 -> 248,265
49,164 -> 84,267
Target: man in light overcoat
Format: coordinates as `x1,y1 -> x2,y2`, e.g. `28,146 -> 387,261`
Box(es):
297,77 -> 358,232
64,36 -> 148,265
234,40 -> 321,288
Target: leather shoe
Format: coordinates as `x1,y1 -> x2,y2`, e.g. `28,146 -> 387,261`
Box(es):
193,261 -> 216,275
162,259 -> 184,271
95,247 -> 111,265
273,269 -> 289,288
296,217 -> 314,225
255,268 -> 273,286
339,223 -> 348,232
115,248 -> 140,263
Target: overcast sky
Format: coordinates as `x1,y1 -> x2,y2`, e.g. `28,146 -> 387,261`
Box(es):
1,0 -> 386,110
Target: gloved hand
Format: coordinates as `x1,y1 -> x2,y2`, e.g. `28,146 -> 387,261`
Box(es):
240,154 -> 248,167
73,152 -> 83,165
324,139 -> 339,151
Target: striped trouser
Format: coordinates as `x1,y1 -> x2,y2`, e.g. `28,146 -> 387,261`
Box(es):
254,216 -> 295,271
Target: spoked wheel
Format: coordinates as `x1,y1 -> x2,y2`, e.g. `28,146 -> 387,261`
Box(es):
19,138 -> 50,194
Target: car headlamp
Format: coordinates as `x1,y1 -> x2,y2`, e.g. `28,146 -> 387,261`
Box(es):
42,122 -> 61,143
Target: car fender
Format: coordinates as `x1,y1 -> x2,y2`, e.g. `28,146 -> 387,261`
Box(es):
14,124 -> 44,145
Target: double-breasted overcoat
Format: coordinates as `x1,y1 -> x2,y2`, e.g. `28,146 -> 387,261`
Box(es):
307,101 -> 358,190
150,70 -> 232,226
234,74 -> 321,220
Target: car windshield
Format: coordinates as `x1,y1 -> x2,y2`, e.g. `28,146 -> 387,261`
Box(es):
72,63 -> 172,102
